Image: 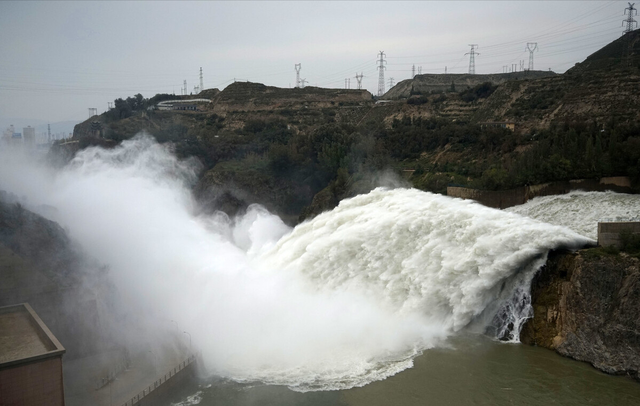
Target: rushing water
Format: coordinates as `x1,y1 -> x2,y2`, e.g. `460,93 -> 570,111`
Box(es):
169,190 -> 640,406
3,136 -> 639,404
506,190 -> 640,239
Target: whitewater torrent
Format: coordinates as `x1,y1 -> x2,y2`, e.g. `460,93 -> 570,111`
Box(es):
506,190 -> 640,239
0,135 -> 595,391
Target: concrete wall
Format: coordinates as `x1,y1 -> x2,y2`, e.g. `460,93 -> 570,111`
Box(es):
447,176 -> 636,209
597,222 -> 640,248
0,356 -> 65,406
446,186 -> 526,209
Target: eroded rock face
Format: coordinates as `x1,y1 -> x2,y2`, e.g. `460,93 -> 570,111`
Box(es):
521,250 -> 640,381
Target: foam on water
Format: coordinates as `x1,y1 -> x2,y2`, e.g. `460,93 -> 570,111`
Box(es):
505,190 -> 640,239
0,136 -> 595,392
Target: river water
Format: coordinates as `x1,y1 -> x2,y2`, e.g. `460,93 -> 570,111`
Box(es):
176,334 -> 640,406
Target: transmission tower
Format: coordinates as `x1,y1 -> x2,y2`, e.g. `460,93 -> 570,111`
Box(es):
417,66 -> 422,74
295,63 -> 301,88
412,64 -> 415,78
624,3 -> 638,34
183,80 -> 187,95
199,67 -> 204,92
465,44 -> 479,74
520,60 -> 525,71
300,78 -> 308,88
525,43 -> 538,71
355,72 -> 364,89
47,124 -> 51,143
377,51 -> 387,96
388,77 -> 395,88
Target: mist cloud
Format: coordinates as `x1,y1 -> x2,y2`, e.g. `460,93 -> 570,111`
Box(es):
0,134 -> 592,391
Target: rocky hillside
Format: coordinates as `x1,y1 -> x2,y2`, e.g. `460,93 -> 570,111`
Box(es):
211,82 -> 371,112
66,31 -> 640,222
474,30 -> 640,129
521,249 -> 640,381
383,70 -> 555,99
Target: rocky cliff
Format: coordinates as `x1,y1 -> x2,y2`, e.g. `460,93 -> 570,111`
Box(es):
521,249 -> 640,381
383,71 -> 556,99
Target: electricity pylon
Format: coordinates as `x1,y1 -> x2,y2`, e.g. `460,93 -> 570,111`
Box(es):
355,72 -> 364,89
465,44 -> 479,74
623,2 -> 638,34
377,51 -> 387,96
526,43 -> 538,71
295,63 -> 301,88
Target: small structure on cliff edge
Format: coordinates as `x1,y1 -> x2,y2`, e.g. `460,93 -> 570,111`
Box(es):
597,221 -> 640,248
479,121 -> 515,131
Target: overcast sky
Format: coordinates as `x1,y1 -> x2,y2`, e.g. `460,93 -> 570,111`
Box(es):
0,1 -> 630,124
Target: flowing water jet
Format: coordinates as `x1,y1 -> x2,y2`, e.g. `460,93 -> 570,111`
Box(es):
0,135 -> 598,392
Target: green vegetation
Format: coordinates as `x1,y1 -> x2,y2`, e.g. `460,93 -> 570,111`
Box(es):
582,246 -> 621,259
74,99 -> 640,219
620,228 -> 640,256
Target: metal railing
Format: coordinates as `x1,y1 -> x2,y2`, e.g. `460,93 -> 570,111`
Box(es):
95,350 -> 131,390
120,353 -> 197,406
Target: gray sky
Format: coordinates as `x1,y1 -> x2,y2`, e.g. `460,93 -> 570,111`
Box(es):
0,1 -> 630,123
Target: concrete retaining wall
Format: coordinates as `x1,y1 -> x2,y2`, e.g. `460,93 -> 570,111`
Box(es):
447,177 -> 636,209
121,354 -> 198,406
597,222 -> 640,248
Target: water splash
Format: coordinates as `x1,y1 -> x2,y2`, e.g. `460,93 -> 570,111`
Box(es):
0,135 -> 595,391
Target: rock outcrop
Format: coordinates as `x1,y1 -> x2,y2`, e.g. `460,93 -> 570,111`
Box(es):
383,71 -> 555,100
521,249 -> 640,381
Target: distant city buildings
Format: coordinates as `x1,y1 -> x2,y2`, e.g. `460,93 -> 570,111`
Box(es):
1,124 -> 71,151
23,126 -> 36,147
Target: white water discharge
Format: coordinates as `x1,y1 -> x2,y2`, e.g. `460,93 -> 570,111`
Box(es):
0,136 -> 593,391
506,190 -> 640,239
